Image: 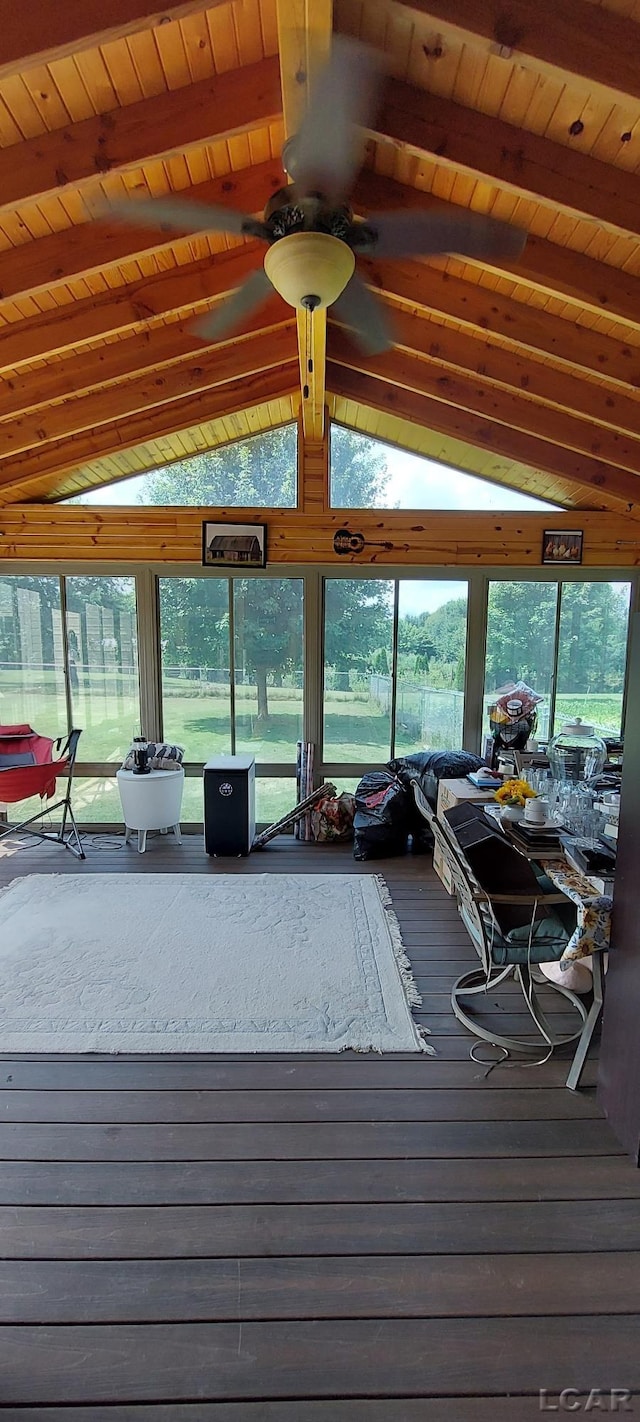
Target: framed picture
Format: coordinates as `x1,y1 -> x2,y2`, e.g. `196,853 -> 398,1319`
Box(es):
202,521 -> 266,569
541,529 -> 583,565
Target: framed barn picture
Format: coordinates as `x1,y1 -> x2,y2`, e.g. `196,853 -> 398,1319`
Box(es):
541,529 -> 583,565
202,521 -> 267,569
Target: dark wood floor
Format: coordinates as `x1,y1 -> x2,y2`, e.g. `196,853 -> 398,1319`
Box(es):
0,832 -> 639,1418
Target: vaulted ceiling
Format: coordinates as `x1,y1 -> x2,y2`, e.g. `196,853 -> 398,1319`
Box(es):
1,0 -> 640,514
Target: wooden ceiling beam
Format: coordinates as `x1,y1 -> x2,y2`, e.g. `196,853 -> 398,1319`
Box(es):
361,257 -> 640,405
0,323 -> 296,460
4,266 -> 639,446
3,157 -> 640,327
0,288 -> 289,422
372,77 -> 640,237
338,304 -> 640,469
0,160 -> 283,306
395,0 -> 640,106
354,169 -> 640,331
0,56 -> 281,214
0,365 -> 300,504
0,243 -> 259,373
276,0 -> 332,440
0,1 -> 231,81
327,347 -> 640,510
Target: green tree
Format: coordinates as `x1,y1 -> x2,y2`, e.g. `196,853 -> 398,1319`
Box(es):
556,582 -> 630,693
485,581 -> 558,692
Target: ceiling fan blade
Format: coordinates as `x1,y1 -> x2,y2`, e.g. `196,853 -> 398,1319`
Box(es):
332,273 -> 392,355
106,196 -> 271,242
353,210 -> 527,262
191,267 -> 274,342
286,37 -> 383,202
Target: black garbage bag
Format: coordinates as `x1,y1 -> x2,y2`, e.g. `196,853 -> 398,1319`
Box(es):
353,771 -> 410,861
388,749 -> 484,808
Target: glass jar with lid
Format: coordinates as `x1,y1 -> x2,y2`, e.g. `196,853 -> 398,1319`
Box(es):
548,717 -> 607,782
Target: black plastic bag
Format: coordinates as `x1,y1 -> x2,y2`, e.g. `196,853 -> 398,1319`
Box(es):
353,771 -> 410,861
388,749 -> 484,807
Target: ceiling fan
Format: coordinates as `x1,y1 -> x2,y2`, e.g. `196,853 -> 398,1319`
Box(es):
107,38 -> 527,355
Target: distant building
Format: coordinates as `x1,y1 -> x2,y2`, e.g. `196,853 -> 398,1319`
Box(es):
206,534 -> 262,565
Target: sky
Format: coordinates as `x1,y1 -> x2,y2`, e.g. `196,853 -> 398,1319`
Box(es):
75,443 -> 558,513
381,447 -> 556,512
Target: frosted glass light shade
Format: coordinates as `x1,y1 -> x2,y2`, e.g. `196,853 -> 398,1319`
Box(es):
264,231 -> 355,310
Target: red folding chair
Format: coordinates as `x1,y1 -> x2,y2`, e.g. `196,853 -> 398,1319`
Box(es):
0,725 -> 85,859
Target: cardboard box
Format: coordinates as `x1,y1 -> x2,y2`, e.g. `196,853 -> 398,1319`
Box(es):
436,777 -> 496,815
433,838 -> 455,895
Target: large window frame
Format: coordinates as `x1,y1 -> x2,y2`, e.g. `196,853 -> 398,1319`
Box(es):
2,562 -> 637,829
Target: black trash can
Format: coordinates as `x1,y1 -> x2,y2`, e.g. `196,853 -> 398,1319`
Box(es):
203,754 -> 256,856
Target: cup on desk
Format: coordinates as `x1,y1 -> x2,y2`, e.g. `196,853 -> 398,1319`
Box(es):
524,796 -> 549,825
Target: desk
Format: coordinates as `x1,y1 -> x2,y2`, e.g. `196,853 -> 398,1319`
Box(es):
539,859 -> 613,967
482,802 -> 613,966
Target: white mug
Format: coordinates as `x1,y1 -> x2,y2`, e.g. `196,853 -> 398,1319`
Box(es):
524,797 -> 545,824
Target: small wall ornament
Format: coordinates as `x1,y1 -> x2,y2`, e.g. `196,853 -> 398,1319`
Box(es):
333,528 -> 394,556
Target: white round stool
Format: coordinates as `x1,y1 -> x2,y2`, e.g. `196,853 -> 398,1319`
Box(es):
116,767 -> 184,853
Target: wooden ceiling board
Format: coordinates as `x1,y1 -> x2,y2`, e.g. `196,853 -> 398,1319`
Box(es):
0,363 -> 300,504
10,393 -> 299,504
0,1 -> 237,83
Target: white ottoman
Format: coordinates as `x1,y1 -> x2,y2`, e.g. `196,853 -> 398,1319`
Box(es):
116,767 -> 184,853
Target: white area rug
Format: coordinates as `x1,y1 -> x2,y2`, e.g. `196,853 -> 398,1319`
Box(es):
0,872 -> 428,1054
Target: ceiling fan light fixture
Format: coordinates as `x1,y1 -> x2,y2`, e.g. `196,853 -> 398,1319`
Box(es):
264,232 -> 355,311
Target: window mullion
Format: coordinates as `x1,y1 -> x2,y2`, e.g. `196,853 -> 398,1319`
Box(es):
136,568 -> 162,743
389,580 -> 400,760
548,582 -> 563,740
229,578 -> 237,756
303,570 -> 323,776
58,575 -> 73,737
463,573 -> 488,754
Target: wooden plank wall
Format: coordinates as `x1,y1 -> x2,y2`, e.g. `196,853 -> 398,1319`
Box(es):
0,505 -> 638,568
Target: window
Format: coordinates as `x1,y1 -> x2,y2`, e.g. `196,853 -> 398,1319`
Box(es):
0,576 -> 66,732
484,582 -> 558,742
159,574 -> 303,820
65,576 -> 140,762
323,578 -> 395,763
64,424 -> 298,508
483,579 -> 632,746
555,583 -> 631,738
233,578 -> 303,763
330,424 -> 559,511
396,582 -> 468,753
160,577 -> 231,759
323,578 -> 469,769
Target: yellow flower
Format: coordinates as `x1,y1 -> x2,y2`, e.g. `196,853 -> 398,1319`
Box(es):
494,777 -> 537,807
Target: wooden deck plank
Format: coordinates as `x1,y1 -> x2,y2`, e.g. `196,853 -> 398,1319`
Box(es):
2,1403 -> 636,1421
2,1316 -> 640,1404
1,1200 -> 638,1259
0,1057 -> 599,1089
0,1154 -> 635,1205
0,1118 -> 621,1159
2,1252 -> 640,1323
0,1087 -> 601,1121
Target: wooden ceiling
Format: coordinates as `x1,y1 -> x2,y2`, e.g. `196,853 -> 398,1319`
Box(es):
1,0 -> 640,514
